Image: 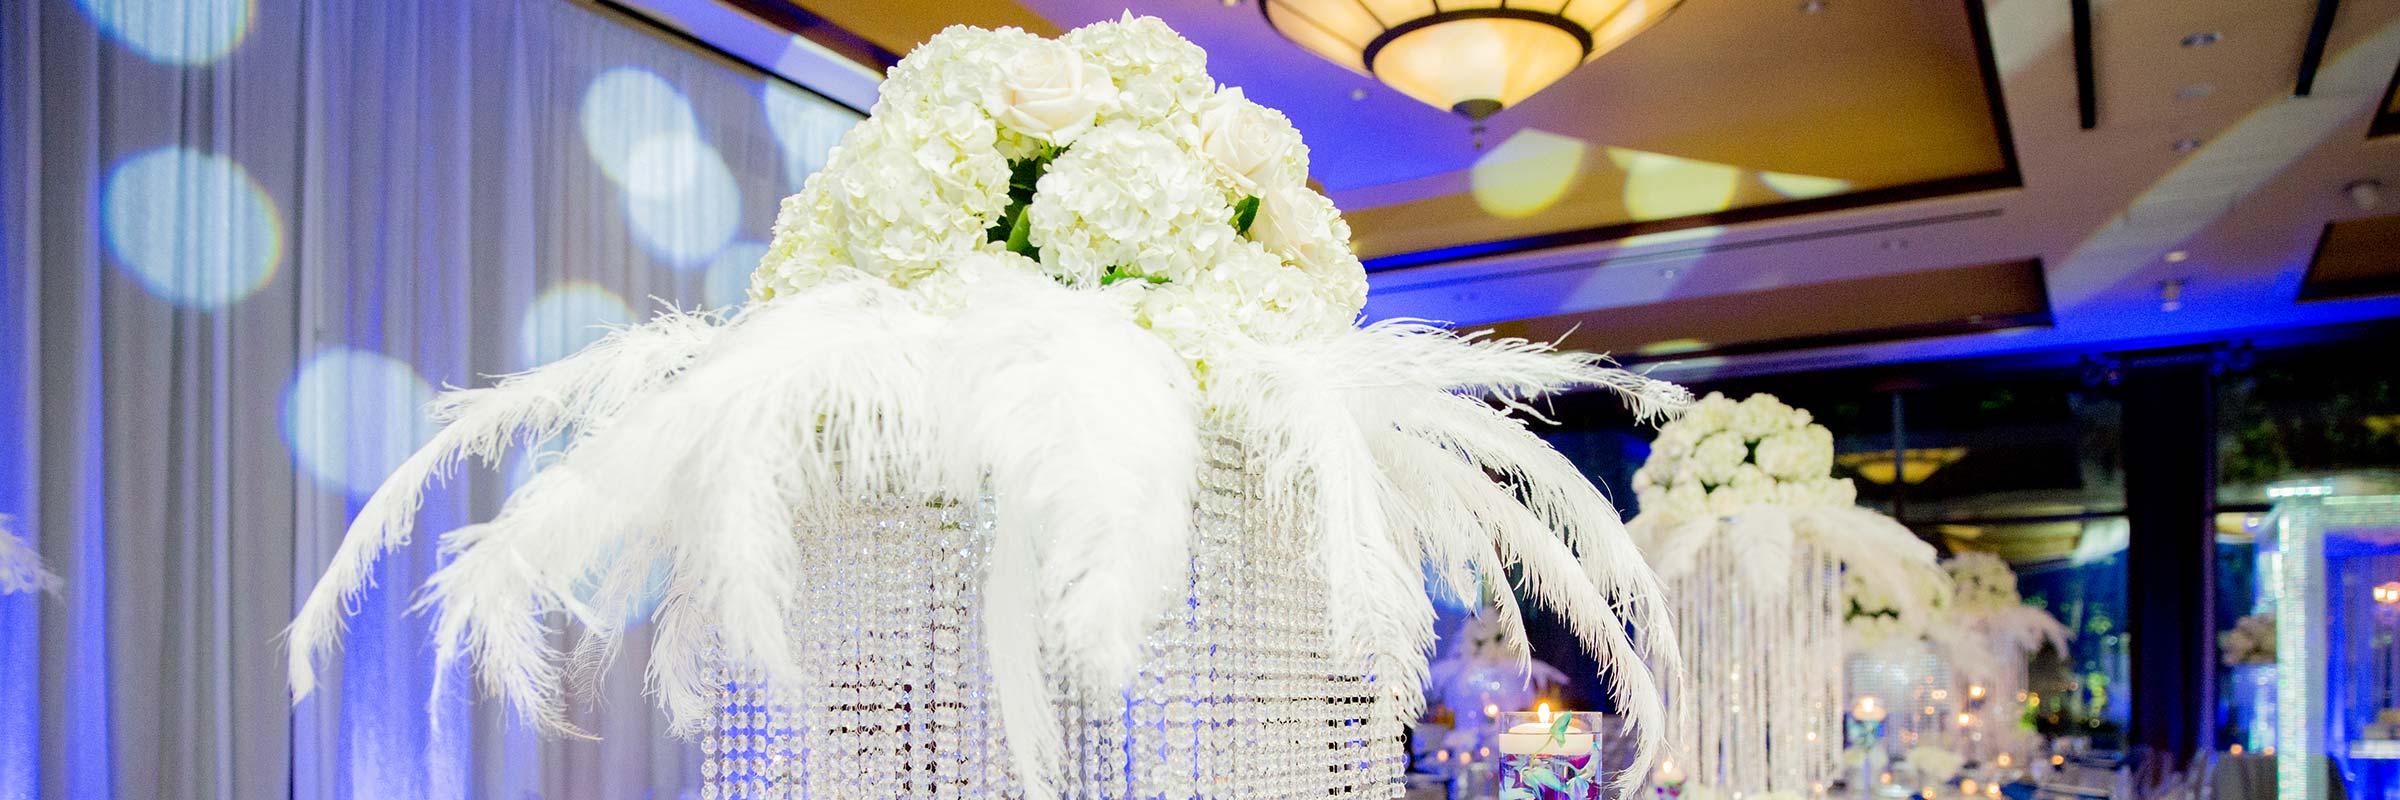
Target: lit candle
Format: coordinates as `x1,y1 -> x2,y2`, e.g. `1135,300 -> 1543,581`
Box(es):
1957,712 -> 1975,729
1968,685 -> 1988,701
1853,697 -> 1888,723
1484,703 -> 1501,720
1497,703 -> 1595,756
1656,758 -> 1684,785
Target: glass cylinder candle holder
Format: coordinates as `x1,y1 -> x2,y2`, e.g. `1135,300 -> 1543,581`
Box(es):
1495,708 -> 1606,799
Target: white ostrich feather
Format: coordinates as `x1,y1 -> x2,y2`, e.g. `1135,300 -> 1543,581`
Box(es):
1207,321 -> 1685,793
290,266 -> 1685,796
288,309 -> 723,698
0,515 -> 61,596
1796,506 -> 1948,630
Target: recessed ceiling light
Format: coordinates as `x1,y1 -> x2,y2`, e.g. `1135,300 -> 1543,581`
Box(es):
1658,267 -> 1681,279
1349,88 -> 1367,101
1879,238 -> 1910,251
2160,279 -> 2185,312
2181,32 -> 2221,47
2177,83 -> 2215,101
1800,0 -> 1828,13
1222,0 -> 1240,6
2172,138 -> 2203,153
2165,250 -> 2189,263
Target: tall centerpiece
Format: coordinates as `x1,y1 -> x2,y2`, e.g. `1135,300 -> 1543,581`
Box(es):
1930,552 -> 2068,776
1629,393 -> 1943,797
289,16 -> 1692,800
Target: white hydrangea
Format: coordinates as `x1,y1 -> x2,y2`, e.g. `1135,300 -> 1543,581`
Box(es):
1632,392 -> 1852,522
743,15 -> 1369,368
1062,14 -> 1214,125
1026,122 -> 1236,286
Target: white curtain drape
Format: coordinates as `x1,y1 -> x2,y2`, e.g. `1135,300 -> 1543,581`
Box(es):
0,1 -> 859,797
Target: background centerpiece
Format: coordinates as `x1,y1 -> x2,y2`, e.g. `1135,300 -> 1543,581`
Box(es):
289,16 -> 1692,800
1630,393 -> 1944,797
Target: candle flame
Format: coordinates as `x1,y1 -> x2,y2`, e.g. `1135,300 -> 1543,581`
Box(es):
2229,744 -> 2244,755
1537,701 -> 1552,724
1484,703 -> 1500,719
1968,685 -> 1987,700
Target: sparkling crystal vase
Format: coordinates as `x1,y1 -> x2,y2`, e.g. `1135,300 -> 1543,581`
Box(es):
700,437 -> 1407,799
1662,536 -> 1845,795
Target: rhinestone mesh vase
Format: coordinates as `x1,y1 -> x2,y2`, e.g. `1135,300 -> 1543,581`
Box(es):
1662,536 -> 1844,795
700,438 -> 1407,799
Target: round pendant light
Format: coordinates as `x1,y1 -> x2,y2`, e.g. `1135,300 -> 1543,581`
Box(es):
1262,0 -> 1683,121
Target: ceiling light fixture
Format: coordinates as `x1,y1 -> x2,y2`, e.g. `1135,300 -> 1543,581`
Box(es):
2165,250 -> 2189,263
2181,31 -> 2221,47
1262,0 -> 1685,134
2172,138 -> 2203,153
1800,0 -> 1827,13
2177,83 -> 2214,101
2160,278 -> 2185,312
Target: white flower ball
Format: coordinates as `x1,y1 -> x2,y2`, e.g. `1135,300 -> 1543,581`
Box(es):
1679,392 -> 1738,434
1063,14 -> 1215,124
1730,393 -> 1793,442
1754,425 -> 1834,482
1691,431 -> 1749,486
1026,122 -> 1236,286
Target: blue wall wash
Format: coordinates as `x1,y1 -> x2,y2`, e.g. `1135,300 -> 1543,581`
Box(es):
0,0 -> 860,796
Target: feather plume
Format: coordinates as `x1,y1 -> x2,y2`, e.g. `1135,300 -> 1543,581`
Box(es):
0,515 -> 60,596
1207,320 -> 1685,795
290,264 -> 1687,797
288,309 -> 722,698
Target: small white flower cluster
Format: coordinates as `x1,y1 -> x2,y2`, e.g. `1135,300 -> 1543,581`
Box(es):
2220,610 -> 2276,666
1844,564 -> 1950,644
748,16 -> 1368,358
1943,551 -> 2024,611
1630,392 -> 1855,523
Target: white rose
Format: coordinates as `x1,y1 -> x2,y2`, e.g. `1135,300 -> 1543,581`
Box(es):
1631,467 -> 1656,493
1691,431 -> 1748,486
982,41 -> 1117,145
1193,88 -> 1302,195
1730,393 -> 1792,441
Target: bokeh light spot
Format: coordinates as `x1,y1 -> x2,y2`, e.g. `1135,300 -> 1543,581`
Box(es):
520,282 -> 634,368
282,347 -> 436,497
77,0 -> 254,65
763,83 -> 858,192
580,68 -> 699,184
623,134 -> 742,268
1608,147 -> 1741,221
102,146 -> 283,309
1470,129 -> 1587,219
707,241 -> 769,311
1759,171 -> 1854,200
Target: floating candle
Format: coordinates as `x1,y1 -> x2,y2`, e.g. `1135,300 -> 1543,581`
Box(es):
1497,703 -> 1595,756
1853,696 -> 1888,723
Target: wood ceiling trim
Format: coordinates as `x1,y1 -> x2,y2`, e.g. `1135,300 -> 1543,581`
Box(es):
1481,257 -> 2053,363
1361,0 -> 2024,272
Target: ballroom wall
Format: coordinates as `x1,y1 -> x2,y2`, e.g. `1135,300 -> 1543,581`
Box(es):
0,1 -> 858,797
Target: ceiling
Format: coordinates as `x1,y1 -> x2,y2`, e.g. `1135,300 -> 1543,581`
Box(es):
742,0 -> 2400,381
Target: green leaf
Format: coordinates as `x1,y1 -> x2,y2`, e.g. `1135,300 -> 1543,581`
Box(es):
1006,208 -> 1035,258
1099,268 -> 1170,286
1231,194 -> 1261,236
1548,713 -> 1573,747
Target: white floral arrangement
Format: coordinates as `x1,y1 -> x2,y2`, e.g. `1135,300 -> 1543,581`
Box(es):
1845,564 -> 1954,646
1631,393 -> 1856,523
750,16 -> 1365,362
1945,551 -> 2022,611
1930,551 -> 2068,660
2221,611 -> 2276,666
292,16 -> 1694,798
